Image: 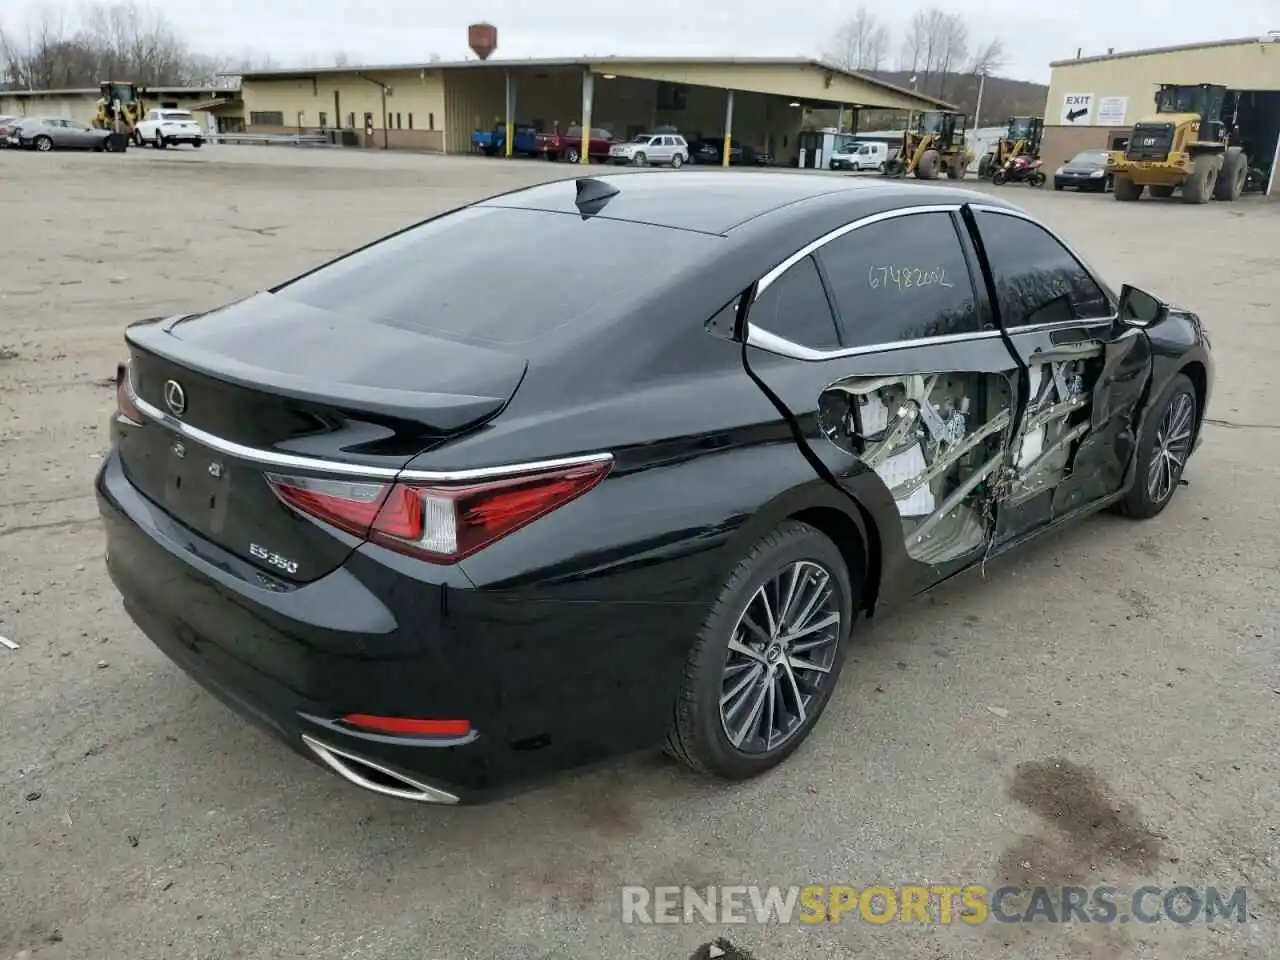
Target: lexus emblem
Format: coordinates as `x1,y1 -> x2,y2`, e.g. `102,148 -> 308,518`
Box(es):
163,379 -> 186,416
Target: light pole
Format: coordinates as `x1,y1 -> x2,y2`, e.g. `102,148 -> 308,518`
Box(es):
974,68 -> 988,128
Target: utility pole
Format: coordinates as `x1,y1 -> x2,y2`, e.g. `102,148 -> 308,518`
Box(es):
974,69 -> 988,128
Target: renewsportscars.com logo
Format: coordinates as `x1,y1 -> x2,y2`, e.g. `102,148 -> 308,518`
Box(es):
621,884 -> 1249,926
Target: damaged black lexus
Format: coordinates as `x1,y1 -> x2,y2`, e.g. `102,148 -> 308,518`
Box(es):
97,172 -> 1212,804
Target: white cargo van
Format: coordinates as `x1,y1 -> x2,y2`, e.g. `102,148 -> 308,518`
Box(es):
831,141 -> 889,172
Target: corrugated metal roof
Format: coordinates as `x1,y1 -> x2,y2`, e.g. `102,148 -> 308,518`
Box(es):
1050,35 -> 1279,68
1,86 -> 234,97
225,56 -> 952,109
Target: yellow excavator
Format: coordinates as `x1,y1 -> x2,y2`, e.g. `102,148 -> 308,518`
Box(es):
883,111 -> 972,180
977,116 -> 1043,179
92,81 -> 145,147
1106,83 -> 1247,203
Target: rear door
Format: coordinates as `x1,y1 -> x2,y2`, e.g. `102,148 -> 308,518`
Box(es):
960,203 -> 1152,545
741,204 -> 1023,587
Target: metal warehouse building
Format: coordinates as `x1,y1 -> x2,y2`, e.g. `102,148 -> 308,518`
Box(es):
1042,35 -> 1280,195
236,57 -> 949,166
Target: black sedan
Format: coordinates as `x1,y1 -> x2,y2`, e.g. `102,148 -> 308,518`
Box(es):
1054,149 -> 1113,191
98,173 -> 1212,805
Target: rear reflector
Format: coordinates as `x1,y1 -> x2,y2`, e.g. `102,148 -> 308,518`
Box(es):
341,715 -> 471,737
266,456 -> 612,563
115,361 -> 145,425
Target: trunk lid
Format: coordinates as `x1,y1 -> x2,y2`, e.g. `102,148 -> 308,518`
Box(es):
117,294 -> 527,584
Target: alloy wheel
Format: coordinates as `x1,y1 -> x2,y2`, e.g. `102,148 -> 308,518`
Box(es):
1146,392 -> 1195,504
719,560 -> 842,755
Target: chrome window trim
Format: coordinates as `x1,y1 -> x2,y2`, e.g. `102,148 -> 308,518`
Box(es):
747,325 -> 1006,362
124,373 -> 614,483
754,203 -> 963,296
745,200 -> 1119,362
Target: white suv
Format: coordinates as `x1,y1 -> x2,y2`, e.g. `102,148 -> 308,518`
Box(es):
609,133 -> 689,168
136,109 -> 205,149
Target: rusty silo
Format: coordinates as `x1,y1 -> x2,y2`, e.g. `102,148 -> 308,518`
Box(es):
468,23 -> 498,60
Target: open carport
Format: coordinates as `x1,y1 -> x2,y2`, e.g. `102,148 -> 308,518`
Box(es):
236,57 -> 950,165
444,57 -> 951,167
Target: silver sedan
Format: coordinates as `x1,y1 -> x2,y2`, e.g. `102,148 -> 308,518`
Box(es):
12,117 -> 126,152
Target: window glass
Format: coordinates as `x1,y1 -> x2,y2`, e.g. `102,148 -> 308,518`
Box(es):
817,211 -> 979,347
748,255 -> 840,349
273,206 -> 717,346
975,211 -> 1112,326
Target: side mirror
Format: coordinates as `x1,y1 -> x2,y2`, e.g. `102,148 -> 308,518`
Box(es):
1117,284 -> 1168,328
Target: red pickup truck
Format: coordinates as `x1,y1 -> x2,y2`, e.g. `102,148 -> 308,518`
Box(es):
536,125 -> 616,163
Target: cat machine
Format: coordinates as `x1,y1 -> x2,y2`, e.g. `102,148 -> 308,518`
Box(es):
978,116 -> 1043,178
883,111 -> 971,181
93,81 -> 145,146
1106,83 -> 1246,203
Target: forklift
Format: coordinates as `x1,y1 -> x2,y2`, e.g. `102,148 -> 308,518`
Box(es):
883,111 -> 970,180
1106,82 -> 1247,203
978,116 -> 1043,179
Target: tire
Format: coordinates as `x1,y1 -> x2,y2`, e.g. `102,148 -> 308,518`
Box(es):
1181,156 -> 1217,203
671,153 -> 684,169
565,146 -> 580,164
1213,148 -> 1246,201
915,149 -> 940,180
992,169 -> 1007,186
634,151 -> 647,166
154,133 -> 166,149
1053,181 -> 1064,191
34,135 -> 53,152
132,130 -> 142,146
193,138 -> 203,149
665,521 -> 855,780
876,161 -> 885,173
947,159 -> 964,180
1114,373 -> 1198,520
1029,172 -> 1046,187
1113,176 -> 1142,201
482,147 -> 496,157
978,155 -> 992,179
1148,185 -> 1175,198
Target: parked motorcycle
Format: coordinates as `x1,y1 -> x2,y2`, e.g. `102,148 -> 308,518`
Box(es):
992,154 -> 1046,187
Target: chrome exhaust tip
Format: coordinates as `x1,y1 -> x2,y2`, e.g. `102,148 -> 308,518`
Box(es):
300,734 -> 459,804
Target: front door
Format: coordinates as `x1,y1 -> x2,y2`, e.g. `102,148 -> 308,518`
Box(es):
741,203 -> 1023,597
959,204 -> 1152,545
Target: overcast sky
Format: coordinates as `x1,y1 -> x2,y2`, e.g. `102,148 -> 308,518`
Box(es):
10,0 -> 1280,82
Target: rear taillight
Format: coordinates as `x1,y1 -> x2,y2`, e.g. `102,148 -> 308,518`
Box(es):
266,457 -> 612,563
115,360 -> 145,425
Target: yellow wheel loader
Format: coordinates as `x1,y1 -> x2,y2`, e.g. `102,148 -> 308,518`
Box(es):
1106,83 -> 1247,203
92,81 -> 146,149
978,116 -> 1043,179
883,111 -> 972,181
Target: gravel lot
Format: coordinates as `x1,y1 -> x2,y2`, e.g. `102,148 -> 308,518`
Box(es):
1,145 -> 1277,960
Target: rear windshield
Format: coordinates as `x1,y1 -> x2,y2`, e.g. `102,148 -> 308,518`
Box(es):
272,206 -> 715,346
162,111 -> 193,121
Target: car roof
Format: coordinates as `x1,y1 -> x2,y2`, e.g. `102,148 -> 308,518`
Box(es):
478,171 -> 1015,236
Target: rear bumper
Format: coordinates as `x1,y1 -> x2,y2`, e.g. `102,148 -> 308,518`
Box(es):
95,450 -> 699,803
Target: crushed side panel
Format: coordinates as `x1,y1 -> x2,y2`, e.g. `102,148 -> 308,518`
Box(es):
818,371 -> 1014,566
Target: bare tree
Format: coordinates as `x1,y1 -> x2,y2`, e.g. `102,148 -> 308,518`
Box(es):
0,2 -> 276,90
824,6 -> 891,72
898,13 -> 926,73
933,13 -> 968,99
966,37 -> 1007,76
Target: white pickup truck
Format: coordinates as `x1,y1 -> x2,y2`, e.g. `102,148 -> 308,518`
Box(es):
135,109 -> 205,149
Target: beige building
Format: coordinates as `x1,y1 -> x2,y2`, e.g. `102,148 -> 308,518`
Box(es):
1042,35 -> 1280,195
0,86 -> 242,132
237,57 -> 950,165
